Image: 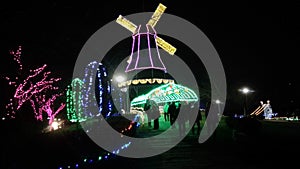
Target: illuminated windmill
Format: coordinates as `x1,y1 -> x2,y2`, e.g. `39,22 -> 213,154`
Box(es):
116,3 -> 176,72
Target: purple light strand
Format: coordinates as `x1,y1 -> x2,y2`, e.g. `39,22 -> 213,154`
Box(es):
125,25 -> 167,72
3,46 -> 65,123
146,25 -> 154,67
134,25 -> 142,70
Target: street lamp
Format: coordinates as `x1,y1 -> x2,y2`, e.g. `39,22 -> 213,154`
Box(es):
239,87 -> 254,117
115,75 -> 126,83
215,99 -> 221,104
215,99 -> 222,117
114,75 -> 130,113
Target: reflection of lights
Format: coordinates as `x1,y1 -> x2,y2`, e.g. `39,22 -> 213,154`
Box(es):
51,122 -> 59,130
215,99 -> 221,104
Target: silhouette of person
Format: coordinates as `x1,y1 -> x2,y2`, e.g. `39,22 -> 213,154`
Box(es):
205,101 -> 210,120
144,99 -> 153,127
192,106 -> 203,135
175,102 -> 186,137
152,102 -> 160,130
168,102 -> 177,128
204,100 -> 218,142
163,102 -> 170,122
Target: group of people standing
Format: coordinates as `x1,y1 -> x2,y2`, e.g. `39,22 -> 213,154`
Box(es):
144,99 -> 161,130
163,101 -> 179,127
144,99 -> 219,141
163,101 -> 204,137
146,100 -> 188,133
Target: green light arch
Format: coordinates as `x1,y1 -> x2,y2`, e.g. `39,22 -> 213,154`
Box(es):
131,83 -> 198,106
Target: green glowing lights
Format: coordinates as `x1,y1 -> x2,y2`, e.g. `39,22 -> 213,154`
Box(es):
131,83 -> 198,106
66,78 -> 85,122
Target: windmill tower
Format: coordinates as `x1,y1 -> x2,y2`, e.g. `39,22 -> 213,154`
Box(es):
116,3 -> 177,73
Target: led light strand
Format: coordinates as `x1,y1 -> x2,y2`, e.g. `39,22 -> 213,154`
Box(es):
82,61 -> 112,119
82,61 -> 101,118
131,83 -> 199,106
57,114 -> 140,169
57,141 -> 132,169
2,46 -> 64,123
9,45 -> 23,72
66,78 -> 85,122
28,93 -> 66,126
116,3 -> 176,73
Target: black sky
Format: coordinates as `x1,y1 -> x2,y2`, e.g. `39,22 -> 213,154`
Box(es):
0,0 -> 299,114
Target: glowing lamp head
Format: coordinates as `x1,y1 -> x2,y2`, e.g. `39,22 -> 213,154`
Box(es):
239,87 -> 254,95
242,88 -> 250,94
51,121 -> 59,130
115,75 -> 125,83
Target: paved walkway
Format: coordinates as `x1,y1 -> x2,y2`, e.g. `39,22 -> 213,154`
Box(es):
91,116 -> 300,169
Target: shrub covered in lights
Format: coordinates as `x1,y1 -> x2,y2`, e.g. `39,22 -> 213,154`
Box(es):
67,61 -> 114,123
66,78 -> 85,122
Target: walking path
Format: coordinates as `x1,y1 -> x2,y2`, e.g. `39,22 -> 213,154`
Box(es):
92,116 -> 300,169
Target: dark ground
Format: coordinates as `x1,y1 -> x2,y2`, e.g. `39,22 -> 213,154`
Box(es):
2,115 -> 300,169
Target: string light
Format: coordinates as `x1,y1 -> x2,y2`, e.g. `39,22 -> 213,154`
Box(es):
66,78 -> 85,122
117,78 -> 174,87
131,83 -> 199,106
37,93 -> 65,126
2,46 -> 65,124
9,45 -> 23,72
125,30 -> 167,72
57,112 -> 139,169
82,61 -> 101,118
56,119 -> 136,169
116,3 -> 177,73
82,61 -> 112,119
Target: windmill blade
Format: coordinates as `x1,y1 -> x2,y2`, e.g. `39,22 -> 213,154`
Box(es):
116,15 -> 138,34
156,36 -> 177,55
147,3 -> 167,28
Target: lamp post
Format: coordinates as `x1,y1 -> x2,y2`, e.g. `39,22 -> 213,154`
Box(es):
215,99 -> 222,117
115,75 -> 129,113
239,87 -> 254,117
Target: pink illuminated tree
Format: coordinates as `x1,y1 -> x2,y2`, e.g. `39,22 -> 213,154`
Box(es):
2,46 -> 65,125
31,93 -> 65,125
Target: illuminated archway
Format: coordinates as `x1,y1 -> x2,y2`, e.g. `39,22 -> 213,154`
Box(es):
131,83 -> 198,106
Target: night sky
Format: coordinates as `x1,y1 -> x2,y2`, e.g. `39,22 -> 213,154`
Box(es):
1,0 -> 299,115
